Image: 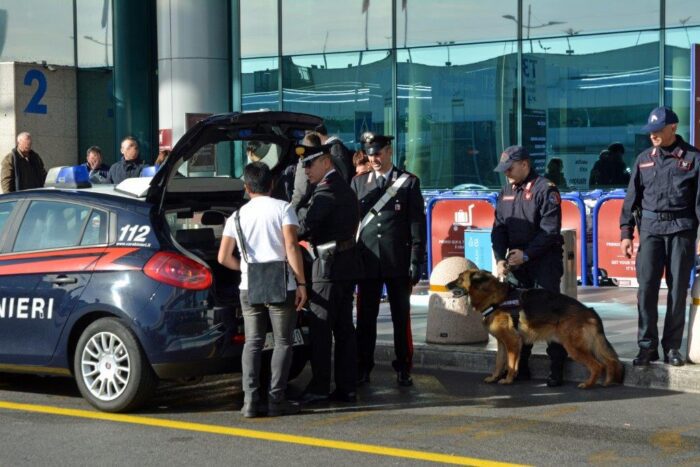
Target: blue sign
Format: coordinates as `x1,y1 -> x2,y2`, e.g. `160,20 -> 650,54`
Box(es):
464,229 -> 495,272
23,69 -> 48,114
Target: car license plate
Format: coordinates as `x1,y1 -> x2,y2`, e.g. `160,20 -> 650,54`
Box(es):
262,328 -> 305,351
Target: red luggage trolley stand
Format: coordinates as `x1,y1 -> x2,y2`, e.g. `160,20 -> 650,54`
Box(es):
561,192 -> 590,286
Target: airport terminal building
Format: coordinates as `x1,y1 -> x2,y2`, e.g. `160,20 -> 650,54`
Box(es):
1,0 -> 699,190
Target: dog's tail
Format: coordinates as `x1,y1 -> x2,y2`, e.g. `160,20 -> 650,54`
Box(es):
589,308 -> 624,384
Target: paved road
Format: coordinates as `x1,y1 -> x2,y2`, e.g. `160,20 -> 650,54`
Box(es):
2,365 -> 700,466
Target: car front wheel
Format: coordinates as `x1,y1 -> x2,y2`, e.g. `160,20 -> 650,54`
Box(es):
73,318 -> 156,412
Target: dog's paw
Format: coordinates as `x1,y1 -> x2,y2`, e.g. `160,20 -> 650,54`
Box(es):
577,382 -> 594,389
498,378 -> 514,385
483,375 -> 499,383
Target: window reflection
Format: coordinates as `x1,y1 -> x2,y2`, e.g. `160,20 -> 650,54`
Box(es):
666,0 -> 700,28
665,26 -> 700,140
282,0 -> 392,55
397,0 -> 517,48
77,0 -> 113,67
396,43 -> 517,189
282,51 -> 392,147
240,0 -> 277,58
0,0 -> 74,65
242,57 -> 279,111
527,31 -> 659,190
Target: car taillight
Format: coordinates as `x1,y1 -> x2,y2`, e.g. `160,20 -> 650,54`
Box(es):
144,252 -> 213,290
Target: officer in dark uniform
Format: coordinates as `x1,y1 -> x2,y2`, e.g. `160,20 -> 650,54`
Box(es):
620,106 -> 700,367
296,142 -> 361,403
491,145 -> 569,387
352,132 -> 426,387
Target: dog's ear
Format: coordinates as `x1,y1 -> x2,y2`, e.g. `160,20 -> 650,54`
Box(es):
469,270 -> 491,288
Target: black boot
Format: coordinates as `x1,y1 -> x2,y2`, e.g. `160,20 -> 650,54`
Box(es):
516,344 -> 532,381
546,342 -> 567,387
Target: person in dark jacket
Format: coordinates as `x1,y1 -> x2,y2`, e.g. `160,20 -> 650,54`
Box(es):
313,124 -> 354,184
108,136 -> 145,185
620,106 -> 700,367
1,132 -> 47,193
352,131 -> 426,387
544,157 -> 568,189
492,145 -> 569,387
295,141 -> 361,404
82,146 -> 110,184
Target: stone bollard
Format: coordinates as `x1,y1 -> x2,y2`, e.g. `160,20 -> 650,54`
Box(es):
425,257 -> 489,344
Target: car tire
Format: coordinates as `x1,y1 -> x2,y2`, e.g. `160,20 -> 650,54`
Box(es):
73,318 -> 156,412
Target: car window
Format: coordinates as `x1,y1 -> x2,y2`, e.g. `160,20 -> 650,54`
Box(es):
0,201 -> 17,234
13,201 -> 96,252
80,210 -> 108,246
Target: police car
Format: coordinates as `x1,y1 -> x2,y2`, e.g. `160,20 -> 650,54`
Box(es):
0,111 -> 321,412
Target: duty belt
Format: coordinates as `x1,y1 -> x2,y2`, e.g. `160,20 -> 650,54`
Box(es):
641,209 -> 694,221
336,238 -> 356,252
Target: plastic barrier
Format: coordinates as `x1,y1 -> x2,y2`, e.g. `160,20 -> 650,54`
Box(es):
561,193 -> 588,285
592,193 -> 639,287
426,193 -> 498,276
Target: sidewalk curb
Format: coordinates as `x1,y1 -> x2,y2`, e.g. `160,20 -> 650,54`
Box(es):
375,341 -> 700,393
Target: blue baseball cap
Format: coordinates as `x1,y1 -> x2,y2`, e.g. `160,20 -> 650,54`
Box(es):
642,106 -> 679,133
494,145 -> 530,172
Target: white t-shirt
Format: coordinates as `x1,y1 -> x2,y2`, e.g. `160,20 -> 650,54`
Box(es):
222,196 -> 299,291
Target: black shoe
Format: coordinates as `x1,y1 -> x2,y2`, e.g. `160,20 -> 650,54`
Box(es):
296,391 -> 329,404
664,349 -> 684,367
357,370 -> 371,386
546,375 -> 563,387
240,402 -> 257,418
329,390 -> 357,403
633,348 -> 660,366
515,367 -> 531,381
397,370 -> 413,387
268,399 -> 301,417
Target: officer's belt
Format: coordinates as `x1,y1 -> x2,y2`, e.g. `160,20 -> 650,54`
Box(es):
641,209 -> 694,221
309,238 -> 356,260
356,173 -> 411,240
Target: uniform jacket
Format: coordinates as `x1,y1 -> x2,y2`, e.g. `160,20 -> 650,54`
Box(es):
351,167 -> 426,279
108,158 -> 145,185
620,136 -> 700,239
1,149 -> 47,193
492,171 -> 563,262
297,170 -> 361,282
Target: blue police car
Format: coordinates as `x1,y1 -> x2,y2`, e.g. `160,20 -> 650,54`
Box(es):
0,111 -> 321,412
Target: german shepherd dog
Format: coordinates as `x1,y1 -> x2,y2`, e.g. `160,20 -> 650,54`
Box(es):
446,269 -> 623,388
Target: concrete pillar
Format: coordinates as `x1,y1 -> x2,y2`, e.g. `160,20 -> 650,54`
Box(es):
157,0 -> 230,148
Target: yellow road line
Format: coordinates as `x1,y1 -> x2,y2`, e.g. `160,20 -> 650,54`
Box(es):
0,401 -> 527,467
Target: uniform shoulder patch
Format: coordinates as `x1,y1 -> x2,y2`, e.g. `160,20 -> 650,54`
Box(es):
548,191 -> 561,205
547,181 -> 556,188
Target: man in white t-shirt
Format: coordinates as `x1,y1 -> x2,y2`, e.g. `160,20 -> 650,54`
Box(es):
218,162 -> 307,418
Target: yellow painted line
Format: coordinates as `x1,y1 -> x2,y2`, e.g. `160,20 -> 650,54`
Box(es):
0,401 -> 527,467
692,298 -> 700,305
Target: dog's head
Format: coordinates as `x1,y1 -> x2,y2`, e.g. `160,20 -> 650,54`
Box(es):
446,269 -> 506,311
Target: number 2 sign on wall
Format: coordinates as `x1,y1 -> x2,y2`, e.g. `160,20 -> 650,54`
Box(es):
23,69 -> 48,114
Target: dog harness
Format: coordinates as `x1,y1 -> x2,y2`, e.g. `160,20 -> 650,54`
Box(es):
481,287 -> 524,327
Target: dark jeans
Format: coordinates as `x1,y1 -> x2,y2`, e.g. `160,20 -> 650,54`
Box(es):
356,276 -> 413,374
306,280 -> 357,394
240,290 -> 297,403
636,229 -> 695,352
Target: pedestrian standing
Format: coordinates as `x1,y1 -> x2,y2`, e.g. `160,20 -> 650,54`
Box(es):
1,132 -> 47,192
620,106 -> 700,367
353,131 -> 426,387
491,145 -> 569,387
108,136 -> 145,184
218,162 -> 307,417
83,146 -> 110,183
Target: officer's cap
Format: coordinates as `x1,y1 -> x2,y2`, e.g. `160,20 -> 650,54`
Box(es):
642,106 -> 679,133
296,143 -> 331,168
494,145 -> 530,173
361,132 -> 394,155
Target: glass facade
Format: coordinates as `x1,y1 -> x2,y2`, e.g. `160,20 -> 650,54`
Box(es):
235,0 -> 700,190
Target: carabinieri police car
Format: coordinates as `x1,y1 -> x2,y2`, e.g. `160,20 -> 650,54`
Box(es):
0,111 -> 320,412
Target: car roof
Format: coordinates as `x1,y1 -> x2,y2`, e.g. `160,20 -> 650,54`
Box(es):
1,186 -> 151,210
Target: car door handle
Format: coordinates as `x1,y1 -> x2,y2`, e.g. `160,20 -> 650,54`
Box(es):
52,275 -> 78,285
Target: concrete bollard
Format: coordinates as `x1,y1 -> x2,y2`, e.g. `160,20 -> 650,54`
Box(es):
425,256 -> 489,344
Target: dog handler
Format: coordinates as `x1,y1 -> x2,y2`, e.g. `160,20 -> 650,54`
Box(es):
620,106 -> 700,367
491,145 -> 568,387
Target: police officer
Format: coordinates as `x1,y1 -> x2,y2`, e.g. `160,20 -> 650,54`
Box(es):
296,142 -> 361,403
620,106 -> 700,367
352,132 -> 426,387
491,145 -> 568,387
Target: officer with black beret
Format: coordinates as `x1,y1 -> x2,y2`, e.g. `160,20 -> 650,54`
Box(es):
491,145 -> 569,387
620,106 -> 700,367
295,142 -> 361,403
352,131 -> 426,387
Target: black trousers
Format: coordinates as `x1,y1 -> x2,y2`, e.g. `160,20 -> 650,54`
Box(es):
509,252 -> 568,368
306,280 -> 357,394
636,229 -> 695,352
356,276 -> 413,373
